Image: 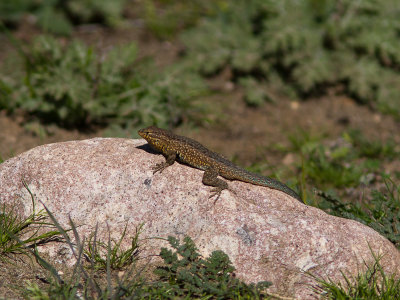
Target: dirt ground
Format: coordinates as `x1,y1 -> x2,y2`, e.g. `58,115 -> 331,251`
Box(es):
1,15 -> 400,299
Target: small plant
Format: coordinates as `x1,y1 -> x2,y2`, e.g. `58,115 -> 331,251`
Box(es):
0,181 -> 63,257
346,129 -> 399,160
150,236 -> 272,298
303,145 -> 368,188
65,0 -> 128,28
239,77 -> 272,107
318,177 -> 400,249
288,131 -> 358,188
23,280 -> 79,300
84,223 -> 142,271
313,249 -> 400,298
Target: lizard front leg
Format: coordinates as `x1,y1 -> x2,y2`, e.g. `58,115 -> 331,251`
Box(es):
152,150 -> 176,174
202,167 -> 229,203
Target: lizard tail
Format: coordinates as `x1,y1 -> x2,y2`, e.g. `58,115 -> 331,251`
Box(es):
239,171 -> 302,202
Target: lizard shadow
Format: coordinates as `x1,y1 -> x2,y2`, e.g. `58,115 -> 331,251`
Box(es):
136,144 -> 159,155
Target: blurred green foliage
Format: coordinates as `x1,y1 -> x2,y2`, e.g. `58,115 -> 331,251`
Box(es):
181,0 -> 400,116
142,0 -> 228,39
0,36 -> 208,133
0,0 -> 128,35
288,130 -> 399,189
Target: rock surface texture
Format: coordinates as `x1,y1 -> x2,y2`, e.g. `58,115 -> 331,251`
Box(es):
0,138 -> 399,299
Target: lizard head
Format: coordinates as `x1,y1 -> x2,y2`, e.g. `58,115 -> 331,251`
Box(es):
138,126 -> 172,151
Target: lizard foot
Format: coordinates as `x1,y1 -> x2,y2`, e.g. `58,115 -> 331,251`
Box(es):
209,187 -> 238,204
152,162 -> 168,174
209,187 -> 223,204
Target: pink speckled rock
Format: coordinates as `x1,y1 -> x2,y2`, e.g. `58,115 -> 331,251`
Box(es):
0,138 -> 399,299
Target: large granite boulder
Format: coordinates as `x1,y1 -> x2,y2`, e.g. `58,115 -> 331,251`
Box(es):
0,138 -> 399,298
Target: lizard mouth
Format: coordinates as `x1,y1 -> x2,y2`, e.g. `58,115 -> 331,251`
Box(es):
138,129 -> 147,139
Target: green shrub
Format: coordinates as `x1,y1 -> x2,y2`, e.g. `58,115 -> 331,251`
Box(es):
0,35 -> 208,132
65,0 -> 127,27
0,0 -> 35,25
147,236 -> 272,298
142,0 -> 227,39
0,0 -> 128,35
181,0 -> 400,116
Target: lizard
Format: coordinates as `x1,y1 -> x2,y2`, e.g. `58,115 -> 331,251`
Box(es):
138,126 -> 302,203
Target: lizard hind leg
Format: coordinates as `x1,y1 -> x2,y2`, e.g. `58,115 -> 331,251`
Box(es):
202,167 -> 229,203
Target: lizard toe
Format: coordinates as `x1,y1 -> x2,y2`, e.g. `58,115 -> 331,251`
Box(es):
209,188 -> 223,204
152,163 -> 166,174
